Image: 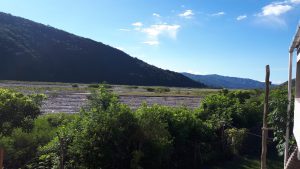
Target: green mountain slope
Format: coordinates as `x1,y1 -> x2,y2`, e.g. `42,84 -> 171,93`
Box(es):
280,79 -> 295,87
0,12 -> 205,87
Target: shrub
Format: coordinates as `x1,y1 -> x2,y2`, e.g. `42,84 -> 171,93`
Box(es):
155,87 -> 171,93
0,113 -> 75,168
145,87 -> 155,92
88,84 -> 99,88
88,83 -> 112,89
145,87 -> 170,93
0,89 -> 44,135
71,84 -> 79,88
225,128 -> 247,155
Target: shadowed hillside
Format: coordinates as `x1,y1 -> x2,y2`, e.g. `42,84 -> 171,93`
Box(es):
182,72 -> 269,89
0,12 -> 205,87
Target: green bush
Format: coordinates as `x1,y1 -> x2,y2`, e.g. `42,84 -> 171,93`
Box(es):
1,87 -> 288,168
88,83 -> 112,89
0,89 -> 45,135
225,128 -> 247,155
33,87 -> 231,169
71,84 -> 79,88
0,113 -> 76,168
145,87 -> 170,93
88,84 -> 99,88
268,88 -> 295,156
145,87 -> 155,92
155,87 -> 171,93
35,86 -> 174,168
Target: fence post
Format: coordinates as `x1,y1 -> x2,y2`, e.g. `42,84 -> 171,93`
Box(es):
261,65 -> 270,169
0,148 -> 4,169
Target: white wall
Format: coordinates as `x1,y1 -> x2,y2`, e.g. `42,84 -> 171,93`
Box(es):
294,52 -> 300,147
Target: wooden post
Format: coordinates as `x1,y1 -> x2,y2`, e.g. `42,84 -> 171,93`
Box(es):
285,52 -> 293,168
57,133 -> 65,169
261,65 -> 270,169
0,148 -> 4,169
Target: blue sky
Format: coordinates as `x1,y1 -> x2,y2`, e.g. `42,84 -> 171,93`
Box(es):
0,0 -> 300,84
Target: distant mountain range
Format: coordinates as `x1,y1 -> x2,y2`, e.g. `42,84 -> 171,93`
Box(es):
0,12 -> 205,88
182,73 -> 270,89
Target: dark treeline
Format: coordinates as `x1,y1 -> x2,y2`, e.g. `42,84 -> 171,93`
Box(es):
0,86 -> 292,168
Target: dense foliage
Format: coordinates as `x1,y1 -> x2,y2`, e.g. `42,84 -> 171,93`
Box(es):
0,89 -> 45,135
268,88 -> 296,155
0,89 -> 49,168
26,87 -> 264,169
0,86 -> 291,168
0,12 -> 205,87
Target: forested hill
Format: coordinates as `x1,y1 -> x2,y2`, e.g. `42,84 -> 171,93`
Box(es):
0,12 -> 205,87
280,79 -> 295,87
182,72 -> 268,89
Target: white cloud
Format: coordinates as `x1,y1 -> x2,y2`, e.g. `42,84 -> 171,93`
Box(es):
119,28 -> 131,32
291,0 -> 300,4
153,13 -> 160,17
211,11 -> 226,16
236,15 -> 247,21
143,41 -> 160,46
179,9 -> 194,19
141,24 -> 180,39
255,15 -> 287,27
133,23 -> 180,46
255,0 -> 299,27
259,4 -> 292,16
132,22 -> 143,27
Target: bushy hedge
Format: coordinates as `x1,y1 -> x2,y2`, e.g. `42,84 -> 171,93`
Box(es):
29,87 -> 263,169
0,87 -> 288,168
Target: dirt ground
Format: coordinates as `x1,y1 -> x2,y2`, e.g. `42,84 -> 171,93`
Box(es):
42,91 -> 202,113
0,81 -> 213,113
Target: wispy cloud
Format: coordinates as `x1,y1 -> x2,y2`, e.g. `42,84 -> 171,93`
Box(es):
132,22 -> 143,31
153,13 -> 160,17
119,28 -> 131,32
255,15 -> 287,27
211,11 -> 226,16
291,0 -> 300,4
143,41 -> 159,46
132,22 -> 143,27
179,9 -> 194,19
236,15 -> 247,21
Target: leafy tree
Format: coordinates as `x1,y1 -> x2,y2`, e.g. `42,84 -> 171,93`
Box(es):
225,128 -> 247,155
0,89 -> 45,135
268,88 -> 295,156
136,104 -> 217,168
0,113 -> 75,168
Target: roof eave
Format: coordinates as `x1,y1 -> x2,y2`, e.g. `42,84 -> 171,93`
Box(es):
289,25 -> 300,53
